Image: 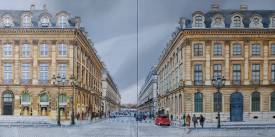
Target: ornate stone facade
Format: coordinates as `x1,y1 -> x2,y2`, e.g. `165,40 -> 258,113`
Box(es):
102,70 -> 121,117
0,5 -> 103,120
138,66 -> 158,117
157,5 -> 275,122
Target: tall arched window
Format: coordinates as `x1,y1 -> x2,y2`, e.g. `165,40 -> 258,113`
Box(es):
251,91 -> 260,112
194,92 -> 203,112
40,92 -> 48,103
175,96 -> 178,114
58,94 -> 67,103
214,92 -> 222,112
21,92 -> 30,103
179,94 -> 182,113
271,92 -> 275,111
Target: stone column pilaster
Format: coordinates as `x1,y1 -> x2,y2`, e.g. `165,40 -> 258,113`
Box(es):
185,40 -> 192,85
51,40 -> 57,82
263,41 -> 269,85
32,40 -> 38,84
0,40 -> 2,84
14,40 -> 20,84
205,41 -> 211,85
225,41 -> 230,85
244,39 -> 250,85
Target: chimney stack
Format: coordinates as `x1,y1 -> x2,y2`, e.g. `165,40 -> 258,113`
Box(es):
30,4 -> 35,11
211,3 -> 219,11
240,5 -> 248,11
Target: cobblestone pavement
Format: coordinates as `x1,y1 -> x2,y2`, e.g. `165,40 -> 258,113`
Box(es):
0,117 -> 275,137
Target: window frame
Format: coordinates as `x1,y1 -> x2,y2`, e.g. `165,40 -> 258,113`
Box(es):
194,92 -> 203,112
193,43 -> 203,57
251,91 -> 260,112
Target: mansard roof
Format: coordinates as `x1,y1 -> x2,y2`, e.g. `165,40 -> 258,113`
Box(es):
185,10 -> 275,28
0,9 -> 78,27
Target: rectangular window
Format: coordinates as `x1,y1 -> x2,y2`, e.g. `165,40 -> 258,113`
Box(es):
271,44 -> 275,55
58,43 -> 67,56
252,64 -> 261,84
194,64 -> 203,85
213,64 -> 222,77
58,64 -> 67,78
272,64 -> 275,82
233,43 -> 242,56
21,64 -> 31,84
22,44 -> 30,57
251,44 -> 261,56
40,43 -> 48,56
232,64 -> 241,85
4,64 -> 12,84
193,43 -> 203,56
3,44 -> 12,57
39,64 -> 48,81
213,43 -> 222,56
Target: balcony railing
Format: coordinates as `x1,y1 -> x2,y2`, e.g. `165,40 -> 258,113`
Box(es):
20,79 -> 31,85
38,79 -> 49,85
270,80 -> 275,84
250,80 -> 261,85
193,80 -> 204,86
3,79 -> 13,84
231,80 -> 241,85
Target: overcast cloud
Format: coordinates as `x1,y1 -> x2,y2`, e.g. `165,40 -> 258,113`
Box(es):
1,0 -> 275,104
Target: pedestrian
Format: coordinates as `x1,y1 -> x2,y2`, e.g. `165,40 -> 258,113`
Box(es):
192,114 -> 197,128
186,114 -> 191,128
199,114 -> 205,128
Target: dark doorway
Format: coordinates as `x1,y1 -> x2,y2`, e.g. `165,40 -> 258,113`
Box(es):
2,91 -> 14,115
230,92 -> 243,121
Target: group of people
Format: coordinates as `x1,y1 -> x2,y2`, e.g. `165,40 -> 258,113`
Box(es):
185,114 -> 205,128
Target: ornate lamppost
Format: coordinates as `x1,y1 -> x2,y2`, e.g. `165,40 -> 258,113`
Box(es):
52,74 -> 66,126
212,75 -> 225,128
70,74 -> 77,125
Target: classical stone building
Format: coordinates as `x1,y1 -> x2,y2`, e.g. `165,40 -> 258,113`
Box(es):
157,4 -> 275,122
0,5 -> 103,120
138,66 -> 158,117
102,70 -> 121,117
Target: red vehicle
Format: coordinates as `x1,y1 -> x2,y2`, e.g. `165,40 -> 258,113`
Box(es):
155,115 -> 171,126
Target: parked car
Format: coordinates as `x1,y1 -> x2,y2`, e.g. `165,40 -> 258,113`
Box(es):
155,115 -> 170,126
136,114 -> 143,121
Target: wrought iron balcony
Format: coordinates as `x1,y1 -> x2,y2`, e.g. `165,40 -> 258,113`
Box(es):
38,79 -> 49,85
231,80 -> 241,85
20,79 -> 31,85
3,79 -> 13,84
193,80 -> 204,86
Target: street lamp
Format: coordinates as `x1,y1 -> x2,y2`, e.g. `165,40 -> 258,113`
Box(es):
52,74 -> 66,126
70,74 -> 77,125
212,75 -> 225,128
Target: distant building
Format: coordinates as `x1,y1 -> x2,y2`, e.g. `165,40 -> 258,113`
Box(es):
102,70 -> 121,117
138,66 -> 158,117
0,4 -> 104,120
157,4 -> 275,122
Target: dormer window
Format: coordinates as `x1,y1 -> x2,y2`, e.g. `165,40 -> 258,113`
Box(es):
249,15 -> 263,28
192,12 -> 205,28
211,14 -> 225,28
57,15 -> 68,28
3,15 -> 13,27
22,14 -> 32,27
231,14 -> 244,28
270,16 -> 275,28
40,16 -> 50,27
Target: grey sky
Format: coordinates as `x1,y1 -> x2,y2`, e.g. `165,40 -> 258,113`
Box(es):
1,0 -> 275,104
